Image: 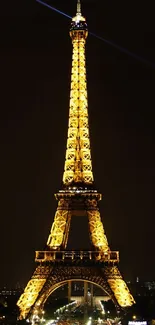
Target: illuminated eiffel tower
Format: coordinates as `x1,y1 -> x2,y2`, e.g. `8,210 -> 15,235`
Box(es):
17,0 -> 135,320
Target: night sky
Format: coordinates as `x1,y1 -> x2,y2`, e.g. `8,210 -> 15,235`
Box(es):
0,0 -> 155,288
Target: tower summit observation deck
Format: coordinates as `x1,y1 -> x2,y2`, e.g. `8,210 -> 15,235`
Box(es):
17,1 -> 135,320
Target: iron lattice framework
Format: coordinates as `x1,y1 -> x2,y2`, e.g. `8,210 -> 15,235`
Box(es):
63,8 -> 93,185
17,1 -> 135,320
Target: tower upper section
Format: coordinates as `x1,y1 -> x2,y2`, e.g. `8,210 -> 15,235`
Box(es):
70,0 -> 88,40
63,0 -> 94,187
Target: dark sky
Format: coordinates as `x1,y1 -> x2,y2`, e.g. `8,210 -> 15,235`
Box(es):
0,0 -> 155,288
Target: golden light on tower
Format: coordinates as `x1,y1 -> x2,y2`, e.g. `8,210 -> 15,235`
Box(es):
63,0 -> 93,185
17,1 -> 135,320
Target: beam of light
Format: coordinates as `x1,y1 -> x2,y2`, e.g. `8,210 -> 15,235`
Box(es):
36,0 -> 72,19
36,0 -> 155,69
89,32 -> 155,69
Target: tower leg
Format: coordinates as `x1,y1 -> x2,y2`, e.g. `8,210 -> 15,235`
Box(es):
104,266 -> 135,307
17,265 -> 52,319
47,199 -> 71,250
86,200 -> 109,252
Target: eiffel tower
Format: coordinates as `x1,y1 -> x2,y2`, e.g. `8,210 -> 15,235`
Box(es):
17,0 -> 135,320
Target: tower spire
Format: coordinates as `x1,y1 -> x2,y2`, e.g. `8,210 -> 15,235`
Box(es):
77,0 -> 81,15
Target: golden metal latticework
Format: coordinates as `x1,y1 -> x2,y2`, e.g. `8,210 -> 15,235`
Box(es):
63,5 -> 93,185
87,210 -> 109,252
105,266 -> 135,307
17,1 -> 135,320
47,199 -> 71,249
17,265 -> 52,319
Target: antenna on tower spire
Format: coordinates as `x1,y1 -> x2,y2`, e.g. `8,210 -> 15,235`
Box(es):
72,0 -> 86,24
77,0 -> 81,15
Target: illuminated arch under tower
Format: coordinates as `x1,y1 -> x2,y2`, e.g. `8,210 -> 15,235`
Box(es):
17,0 -> 135,320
